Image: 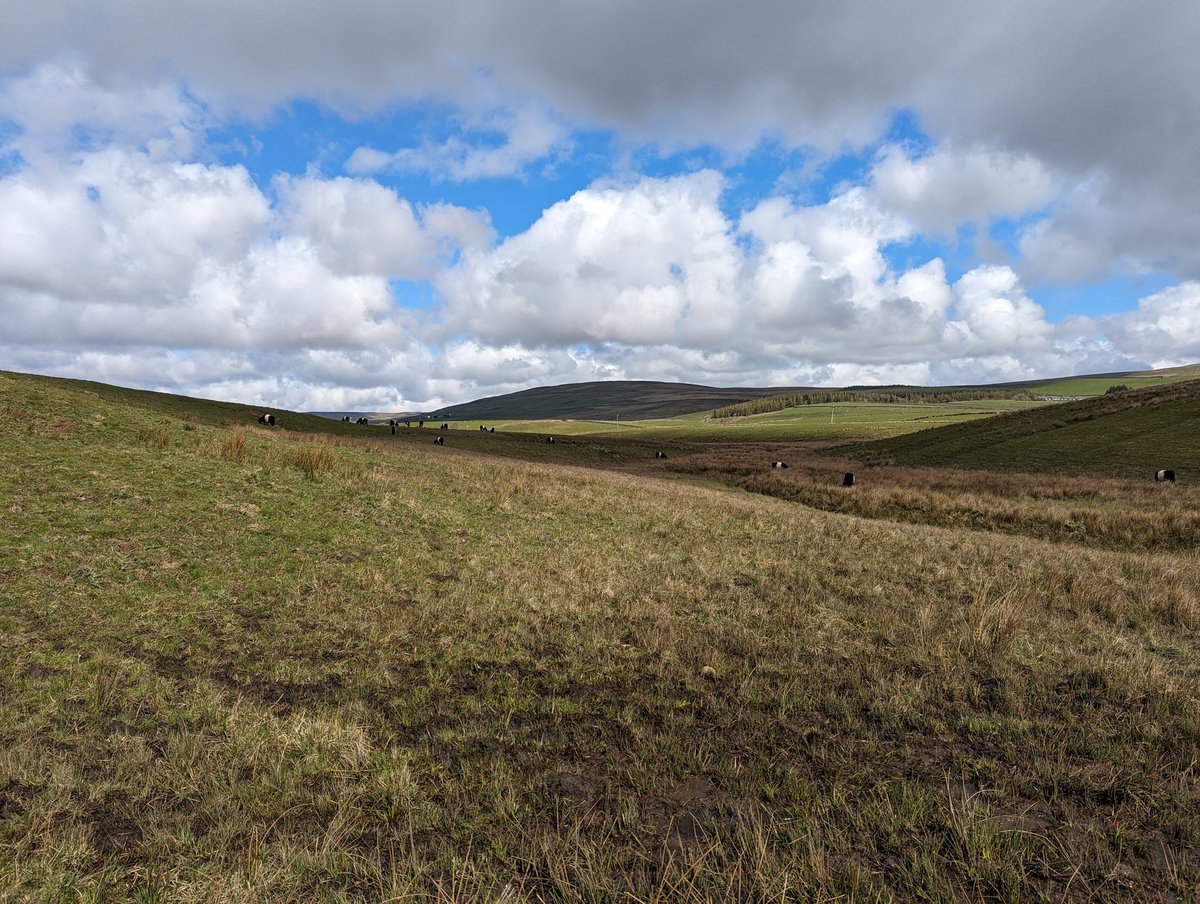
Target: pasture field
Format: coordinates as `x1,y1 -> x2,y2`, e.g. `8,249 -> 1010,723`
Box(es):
446,399 -> 1046,444
1,370 -> 1198,901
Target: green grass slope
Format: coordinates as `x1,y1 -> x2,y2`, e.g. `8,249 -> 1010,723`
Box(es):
1127,362 -> 1200,379
950,365 -> 1198,397
0,369 -> 386,438
857,378 -> 1200,479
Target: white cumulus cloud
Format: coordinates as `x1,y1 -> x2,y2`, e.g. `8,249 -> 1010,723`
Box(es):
871,144 -> 1057,233
2,19 -> 1198,408
347,105 -> 572,182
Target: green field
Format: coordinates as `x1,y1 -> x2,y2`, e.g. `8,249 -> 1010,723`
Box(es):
2,370 -> 1198,901
626,400 -> 1047,442
447,399 -> 1047,443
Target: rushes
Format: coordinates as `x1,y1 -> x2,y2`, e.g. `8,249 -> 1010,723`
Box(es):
138,422 -> 174,451
696,450 -> 1200,552
961,578 -> 1024,665
200,426 -> 340,478
217,430 -> 246,462
280,444 -> 339,479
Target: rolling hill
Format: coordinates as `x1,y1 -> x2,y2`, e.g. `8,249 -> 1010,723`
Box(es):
0,370 -> 387,438
425,366 -> 1199,422
17,365 -> 1188,429
856,378 -> 1200,479
424,380 -> 809,421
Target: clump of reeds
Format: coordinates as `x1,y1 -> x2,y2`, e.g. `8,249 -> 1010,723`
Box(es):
138,422 -> 173,451
218,431 -> 247,462
281,445 -> 339,479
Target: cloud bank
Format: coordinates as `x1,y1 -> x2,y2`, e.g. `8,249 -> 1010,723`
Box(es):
1,2 -> 1198,408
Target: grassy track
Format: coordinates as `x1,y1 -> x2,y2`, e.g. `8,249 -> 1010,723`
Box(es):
1,371 -> 1198,901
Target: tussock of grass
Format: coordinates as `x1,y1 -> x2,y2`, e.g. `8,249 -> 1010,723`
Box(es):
213,430 -> 247,462
137,422 -> 174,451
1,370 -> 1198,900
278,444 -> 339,480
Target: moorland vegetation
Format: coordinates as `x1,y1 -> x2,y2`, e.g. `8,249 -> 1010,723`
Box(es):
1,369 -> 1197,901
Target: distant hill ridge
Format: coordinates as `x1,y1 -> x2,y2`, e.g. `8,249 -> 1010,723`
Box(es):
425,367 -> 1198,421
425,380 -> 812,421
5,364 -> 1196,429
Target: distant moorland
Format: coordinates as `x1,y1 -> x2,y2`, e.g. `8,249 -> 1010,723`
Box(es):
417,365 -> 1200,422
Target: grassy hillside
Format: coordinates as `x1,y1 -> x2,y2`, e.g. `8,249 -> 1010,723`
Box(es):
426,380 -> 808,421
855,378 -> 1200,480
0,370 -> 389,439
1018,373 -> 1195,397
2,371 -> 1199,900
1127,362 -> 1200,379
945,367 -> 1198,397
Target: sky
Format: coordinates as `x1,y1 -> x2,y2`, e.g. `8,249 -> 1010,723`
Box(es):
1,2 -> 1198,411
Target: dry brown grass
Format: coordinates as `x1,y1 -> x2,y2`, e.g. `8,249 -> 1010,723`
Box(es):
277,443 -> 340,479
135,421 -> 174,451
665,443 -> 1200,551
215,429 -> 247,462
